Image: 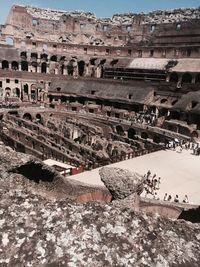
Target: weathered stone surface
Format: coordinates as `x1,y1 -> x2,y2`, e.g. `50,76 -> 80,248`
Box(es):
99,167 -> 144,200
0,144 -> 110,201
0,186 -> 200,267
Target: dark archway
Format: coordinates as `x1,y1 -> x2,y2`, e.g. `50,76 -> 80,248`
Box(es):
182,73 -> 192,84
31,61 -> 37,72
169,72 -> 178,83
153,135 -> 161,144
20,52 -> 27,59
160,99 -> 167,104
41,62 -> 47,73
141,132 -> 148,139
131,104 -> 140,113
78,61 -> 85,76
5,87 -> 11,97
24,84 -> 29,94
23,113 -> 32,121
128,128 -> 136,139
61,95 -> 67,103
170,110 -> 180,120
13,88 -> 20,98
116,125 -> 124,136
31,53 -> 38,60
2,60 -> 9,70
50,55 -> 57,62
21,61 -> 28,71
41,53 -> 48,61
11,61 -> 19,70
195,73 -> 200,84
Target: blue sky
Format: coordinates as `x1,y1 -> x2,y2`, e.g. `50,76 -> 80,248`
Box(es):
0,0 -> 200,24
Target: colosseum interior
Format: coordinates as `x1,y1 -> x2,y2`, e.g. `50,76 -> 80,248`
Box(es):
0,4 -> 200,266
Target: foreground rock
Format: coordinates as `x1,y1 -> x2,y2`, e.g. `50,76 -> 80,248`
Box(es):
0,144 -> 110,201
0,186 -> 200,267
99,167 -> 144,200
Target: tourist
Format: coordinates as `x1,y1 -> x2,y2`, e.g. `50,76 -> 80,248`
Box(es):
167,195 -> 172,201
174,195 -> 179,203
147,170 -> 151,178
163,193 -> 168,201
183,195 -> 189,203
156,177 -> 161,189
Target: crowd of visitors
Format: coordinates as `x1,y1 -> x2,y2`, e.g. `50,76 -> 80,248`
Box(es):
166,138 -> 200,155
143,170 -> 161,199
143,170 -> 190,204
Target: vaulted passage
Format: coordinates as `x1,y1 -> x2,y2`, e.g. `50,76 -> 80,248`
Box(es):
78,61 -> 85,76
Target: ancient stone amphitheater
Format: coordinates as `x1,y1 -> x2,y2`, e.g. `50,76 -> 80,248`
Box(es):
0,5 -> 200,266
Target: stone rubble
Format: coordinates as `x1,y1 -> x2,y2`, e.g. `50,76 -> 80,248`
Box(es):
99,167 -> 145,200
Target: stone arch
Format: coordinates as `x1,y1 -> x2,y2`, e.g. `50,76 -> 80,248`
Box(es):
153,135 -> 161,144
110,59 -> 119,66
41,62 -> 47,73
169,72 -> 178,83
141,132 -> 148,139
67,59 -> 75,76
50,55 -> 57,62
31,53 -> 38,60
195,73 -> 200,84
11,61 -> 19,70
2,60 -> 9,69
21,61 -> 28,71
5,87 -> 11,97
128,128 -> 136,139
100,59 -> 106,65
6,36 -> 14,46
23,84 -> 29,94
49,95 -> 53,103
160,98 -> 167,104
182,73 -> 192,84
90,58 -> 97,66
23,113 -> 32,121
13,87 -> 20,98
41,53 -> 48,61
116,125 -> 124,135
20,51 -> 27,59
78,61 -> 85,76
171,99 -> 178,106
31,61 -> 37,72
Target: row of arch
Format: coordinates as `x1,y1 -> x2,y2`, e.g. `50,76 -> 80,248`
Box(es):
116,125 -> 161,143
1,59 -> 200,83
169,72 -> 200,84
1,59 -> 101,77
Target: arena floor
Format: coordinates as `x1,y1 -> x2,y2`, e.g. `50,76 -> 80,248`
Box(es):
69,148 -> 200,205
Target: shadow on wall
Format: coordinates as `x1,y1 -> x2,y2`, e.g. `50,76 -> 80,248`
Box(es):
9,161 -> 56,183
178,206 -> 200,223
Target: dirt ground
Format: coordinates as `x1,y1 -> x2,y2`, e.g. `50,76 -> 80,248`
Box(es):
69,148 -> 200,205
